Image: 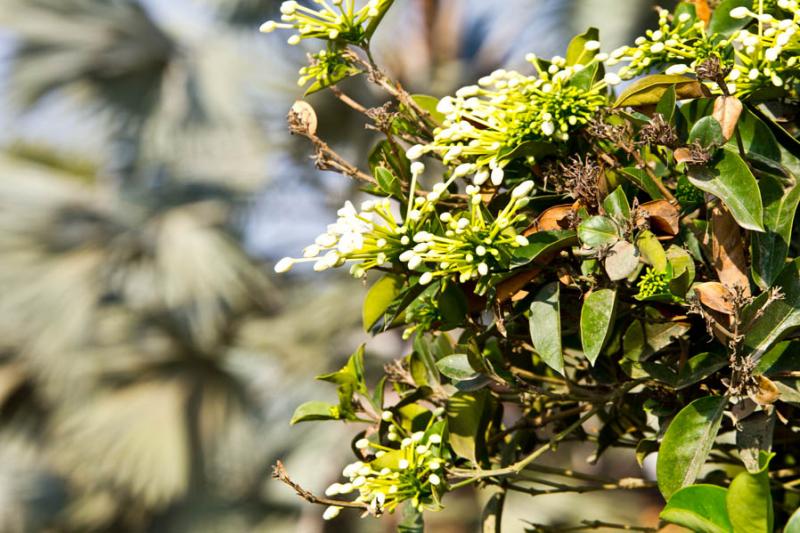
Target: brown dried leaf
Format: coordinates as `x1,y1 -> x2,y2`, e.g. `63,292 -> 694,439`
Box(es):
495,268 -> 541,303
674,147 -> 693,164
712,96 -> 743,141
693,281 -> 734,314
638,200 -> 680,235
709,205 -> 750,296
750,375 -> 780,405
525,204 -> 575,235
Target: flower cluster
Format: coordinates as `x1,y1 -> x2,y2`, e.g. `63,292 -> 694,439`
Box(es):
636,267 -> 670,299
322,425 -> 449,519
297,49 -> 360,89
609,2 -> 800,98
260,0 -> 391,45
275,168 -> 535,288
415,51 -> 615,185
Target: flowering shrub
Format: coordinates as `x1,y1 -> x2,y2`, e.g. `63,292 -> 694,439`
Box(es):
267,1 -> 800,531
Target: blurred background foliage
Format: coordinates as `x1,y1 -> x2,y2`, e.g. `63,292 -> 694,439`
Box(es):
0,1 -> 675,531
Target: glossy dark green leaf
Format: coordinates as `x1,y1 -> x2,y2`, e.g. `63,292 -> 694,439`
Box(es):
436,354 -> 478,381
374,166 -> 403,198
726,452 -> 774,533
786,507 -> 800,533
529,282 -> 563,374
675,352 -> 728,389
410,94 -> 446,124
511,230 -> 577,268
656,395 -> 727,499
736,412 -> 774,473
578,216 -> 619,247
745,259 -> 800,362
602,186 -> 631,222
446,389 -> 491,463
660,484 -> 732,533
656,84 -> 677,123
636,230 -> 667,271
290,401 -> 340,424
709,0 -> 752,37
566,27 -> 600,66
688,148 -> 765,232
623,318 -> 690,362
397,502 -> 425,533
580,289 -> 617,365
614,74 -> 708,108
689,116 -> 725,148
620,166 -> 665,200
363,274 -> 403,331
752,172 -> 800,290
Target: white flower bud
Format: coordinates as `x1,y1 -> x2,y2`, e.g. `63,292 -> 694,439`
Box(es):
603,73 -> 622,86
478,263 -> 489,276
323,506 -> 342,520
280,1 -> 298,15
399,459 -> 410,469
429,434 -> 442,444
429,460 -> 441,470
429,474 -> 441,486
406,144 -> 425,160
541,121 -> 555,136
419,272 -> 433,285
325,483 -> 343,496
259,21 -> 277,33
512,180 -> 535,199
515,235 -> 530,247
453,163 -> 474,177
410,161 -> 425,175
408,255 -> 422,270
729,6 -> 751,19
274,257 -> 295,273
665,64 -> 690,75
381,410 -> 393,421
287,35 -> 301,45
584,40 -> 601,51
355,438 -> 370,449
490,167 -> 505,186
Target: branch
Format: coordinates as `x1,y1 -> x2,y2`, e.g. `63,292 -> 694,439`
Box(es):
272,461 -> 370,512
527,519 -> 658,532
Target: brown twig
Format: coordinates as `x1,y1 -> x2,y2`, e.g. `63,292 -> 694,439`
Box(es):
272,461 -> 370,512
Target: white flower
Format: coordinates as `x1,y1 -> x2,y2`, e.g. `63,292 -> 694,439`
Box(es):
678,12 -> 691,23
343,462 -> 363,478
765,47 -> 781,62
478,263 -> 489,276
515,235 -> 530,247
381,410 -> 393,421
474,170 -> 489,185
541,121 -> 555,136
355,438 -> 370,449
398,459 -> 410,469
419,272 -> 434,285
410,161 -> 425,175
436,96 -> 456,114
429,474 -> 441,486
280,1 -> 298,15
453,163 -> 474,177
323,506 -> 342,520
429,434 -> 442,444
429,460 -> 441,470
274,257 -> 295,273
650,42 -> 665,54
287,35 -> 301,45
603,73 -> 621,86
408,255 -> 422,270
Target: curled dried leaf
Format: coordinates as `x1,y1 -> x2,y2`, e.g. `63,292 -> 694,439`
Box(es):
637,200 -> 680,235
749,375 -> 780,406
712,96 -> 743,142
288,100 -> 318,136
525,204 -> 576,234
693,281 -> 734,314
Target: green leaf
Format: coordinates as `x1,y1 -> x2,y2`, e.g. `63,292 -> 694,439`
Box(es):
602,186 -> 631,222
290,401 -> 340,424
689,116 -> 725,148
623,317 -> 690,362
726,452 -> 774,533
745,259 -> 800,362
667,245 -> 695,297
438,283 -> 468,328
605,240 -> 640,281
511,230 -> 577,268
397,502 -> 425,533
688,148 -> 765,232
363,274 -> 403,331
368,140 -> 410,182
620,166 -> 665,200
709,0 -> 752,37
751,172 -> 800,290
580,289 -> 617,365
578,216 -> 619,247
566,27 -> 599,66
636,230 -> 667,272
410,94 -> 446,124
446,390 -> 491,464
786,507 -> 800,533
614,74 -> 708,108
656,395 -> 727,499
675,352 -> 728,389
436,354 -> 478,381
660,484 -> 733,533
529,282 -> 563,374
656,85 -> 677,123
374,166 -> 403,198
